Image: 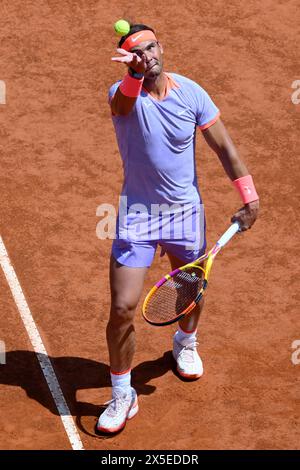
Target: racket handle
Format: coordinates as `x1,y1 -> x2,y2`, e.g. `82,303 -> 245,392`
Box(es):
216,222 -> 240,248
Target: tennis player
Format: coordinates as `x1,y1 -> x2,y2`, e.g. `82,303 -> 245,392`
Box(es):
97,23 -> 259,433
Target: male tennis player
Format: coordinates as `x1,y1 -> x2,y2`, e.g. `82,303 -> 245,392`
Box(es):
97,23 -> 259,433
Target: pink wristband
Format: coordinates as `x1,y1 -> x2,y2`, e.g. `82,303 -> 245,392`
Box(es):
119,73 -> 144,98
233,175 -> 259,204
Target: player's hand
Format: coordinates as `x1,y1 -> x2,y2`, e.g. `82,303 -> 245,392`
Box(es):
231,200 -> 259,231
111,48 -> 147,74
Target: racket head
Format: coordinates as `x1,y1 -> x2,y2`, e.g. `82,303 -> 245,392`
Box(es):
142,261 -> 208,326
142,223 -> 239,326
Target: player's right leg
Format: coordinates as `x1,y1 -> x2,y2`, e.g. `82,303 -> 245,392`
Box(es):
97,240 -> 154,433
107,254 -> 148,374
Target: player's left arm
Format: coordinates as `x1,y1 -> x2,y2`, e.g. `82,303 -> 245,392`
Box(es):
202,118 -> 259,231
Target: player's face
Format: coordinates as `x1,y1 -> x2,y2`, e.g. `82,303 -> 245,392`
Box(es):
131,41 -> 164,78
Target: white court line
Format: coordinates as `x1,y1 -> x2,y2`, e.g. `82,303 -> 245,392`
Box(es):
0,236 -> 84,450
0,80 -> 6,104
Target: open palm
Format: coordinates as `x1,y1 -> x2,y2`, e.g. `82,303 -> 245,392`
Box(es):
111,48 -> 147,74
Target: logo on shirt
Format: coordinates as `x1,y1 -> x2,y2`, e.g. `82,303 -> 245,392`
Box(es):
177,109 -> 187,116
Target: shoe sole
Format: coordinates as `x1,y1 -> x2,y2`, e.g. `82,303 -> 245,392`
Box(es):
97,400 -> 139,434
177,367 -> 203,380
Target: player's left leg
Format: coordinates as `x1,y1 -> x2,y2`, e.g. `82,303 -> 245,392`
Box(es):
166,250 -> 204,380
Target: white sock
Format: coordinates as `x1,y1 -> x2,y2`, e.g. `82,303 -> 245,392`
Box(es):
175,325 -> 197,344
110,369 -> 131,394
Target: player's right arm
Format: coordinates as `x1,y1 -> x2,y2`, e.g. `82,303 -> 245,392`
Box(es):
111,87 -> 137,116
110,48 -> 147,116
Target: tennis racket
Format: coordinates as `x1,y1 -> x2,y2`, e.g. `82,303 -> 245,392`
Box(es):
142,222 -> 240,326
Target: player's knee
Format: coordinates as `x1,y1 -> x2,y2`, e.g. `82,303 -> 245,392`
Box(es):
110,300 -> 136,324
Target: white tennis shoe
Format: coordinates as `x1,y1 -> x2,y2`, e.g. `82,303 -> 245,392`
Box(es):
97,387 -> 138,434
173,334 -> 203,379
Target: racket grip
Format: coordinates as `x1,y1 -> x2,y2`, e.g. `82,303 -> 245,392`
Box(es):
216,222 -> 240,248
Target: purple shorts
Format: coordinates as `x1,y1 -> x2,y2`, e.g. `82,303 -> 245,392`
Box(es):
112,238 -> 206,268
112,202 -> 206,267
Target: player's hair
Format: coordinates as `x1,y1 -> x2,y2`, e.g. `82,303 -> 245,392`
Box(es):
118,24 -> 155,48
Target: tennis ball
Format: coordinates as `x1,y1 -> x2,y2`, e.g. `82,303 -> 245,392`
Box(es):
114,19 -> 130,36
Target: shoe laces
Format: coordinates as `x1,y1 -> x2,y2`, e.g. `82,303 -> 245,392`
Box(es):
178,341 -> 199,363
104,389 -> 131,416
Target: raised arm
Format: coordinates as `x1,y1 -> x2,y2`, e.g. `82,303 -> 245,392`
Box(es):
110,48 -> 147,116
202,118 -> 259,230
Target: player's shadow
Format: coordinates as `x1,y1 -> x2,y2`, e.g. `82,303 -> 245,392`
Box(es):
0,349 -> 174,426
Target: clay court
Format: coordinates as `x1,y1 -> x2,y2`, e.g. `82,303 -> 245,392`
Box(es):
0,0 -> 299,450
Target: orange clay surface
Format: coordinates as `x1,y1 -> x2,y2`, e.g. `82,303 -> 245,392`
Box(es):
0,0 -> 299,450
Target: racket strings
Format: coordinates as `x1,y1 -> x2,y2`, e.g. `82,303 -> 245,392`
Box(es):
144,267 -> 204,324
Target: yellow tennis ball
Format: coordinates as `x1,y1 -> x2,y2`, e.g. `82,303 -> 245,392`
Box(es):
114,19 -> 130,36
